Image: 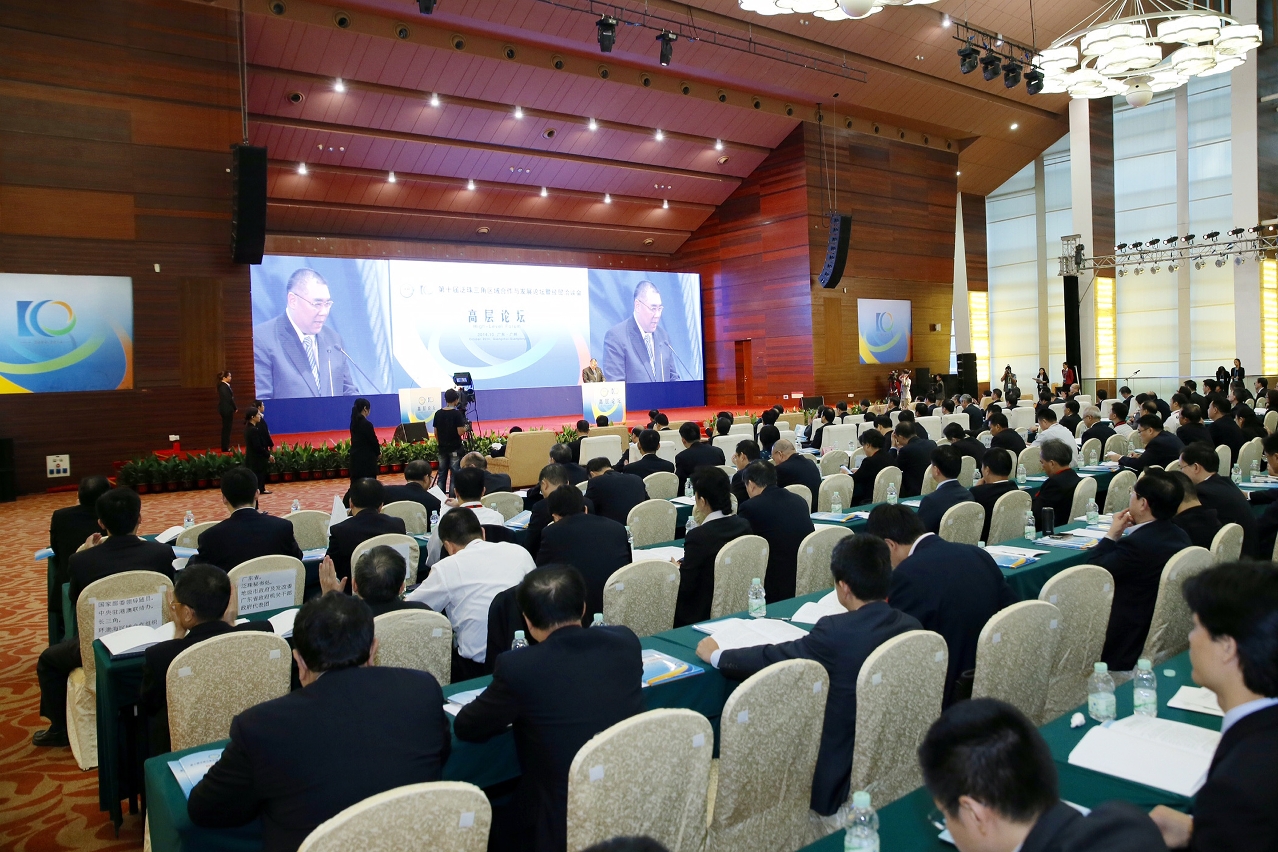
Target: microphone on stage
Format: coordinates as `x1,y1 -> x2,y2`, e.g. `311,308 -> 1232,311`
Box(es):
661,338 -> 691,382
332,345 -> 381,395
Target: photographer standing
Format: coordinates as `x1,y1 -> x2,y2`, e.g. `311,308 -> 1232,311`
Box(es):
432,389 -> 469,492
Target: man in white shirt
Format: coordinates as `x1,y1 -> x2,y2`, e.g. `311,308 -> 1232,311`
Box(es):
1164,392 -> 1186,431
408,506 -> 535,682
424,466 -> 505,567
1030,409 -> 1080,465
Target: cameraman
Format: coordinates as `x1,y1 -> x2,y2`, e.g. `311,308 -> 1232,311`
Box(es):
432,389 -> 470,492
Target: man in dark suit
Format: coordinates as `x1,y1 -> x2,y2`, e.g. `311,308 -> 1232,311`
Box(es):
252,268 -> 358,399
917,446 -> 975,534
971,448 -> 1021,542
850,429 -> 890,506
381,459 -> 443,519
1032,440 -> 1082,530
254,400 -> 274,455
1112,415 -> 1184,472
601,279 -> 680,384
1059,399 -> 1082,436
1079,405 -> 1115,450
524,464 -> 593,557
325,477 -> 407,588
457,452 -> 512,494
1150,562 -> 1278,851
623,429 -> 675,481
737,460 -> 815,605
987,413 -> 1027,457
1088,470 -> 1192,670
942,422 -> 986,473
525,443 -> 589,513
867,504 -> 1017,706
698,535 -> 921,817
921,700 -> 1169,852
898,408 -> 928,441
892,423 -> 938,498
772,439 -> 822,510
729,439 -> 762,506
319,544 -> 434,618
673,421 -> 725,497
675,467 -> 754,626
1168,471 -> 1222,549
455,566 -> 645,852
33,488 -> 176,748
48,474 -> 111,640
1207,395 -> 1245,466
535,486 -> 630,621
189,467 -> 304,570
961,394 -> 984,435
188,593 -> 450,852
1178,441 -> 1258,557
1175,403 -> 1212,448
582,458 -> 647,525
217,373 -> 237,451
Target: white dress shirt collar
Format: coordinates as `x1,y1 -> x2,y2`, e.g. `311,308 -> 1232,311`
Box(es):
1221,696 -> 1278,736
907,532 -> 935,557
287,311 -> 314,348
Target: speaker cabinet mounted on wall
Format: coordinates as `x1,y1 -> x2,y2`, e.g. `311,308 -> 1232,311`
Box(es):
818,213 -> 851,288
231,144 -> 267,265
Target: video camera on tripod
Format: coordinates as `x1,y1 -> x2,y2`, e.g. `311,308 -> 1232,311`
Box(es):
452,372 -> 476,405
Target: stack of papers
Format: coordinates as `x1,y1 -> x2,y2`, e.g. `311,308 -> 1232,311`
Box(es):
1068,715 -> 1220,796
172,546 -> 197,558
267,608 -> 299,638
1025,475 -> 1049,482
692,617 -> 808,650
790,590 -> 845,624
641,649 -> 703,687
505,510 -> 533,530
101,621 -> 177,657
639,546 -> 684,563
983,545 -> 1046,569
669,496 -> 695,506
301,548 -> 327,561
154,526 -> 185,545
1074,513 -> 1114,524
168,748 -> 224,798
900,497 -> 923,507
444,687 -> 485,717
811,511 -> 858,522
1166,686 -> 1224,717
1033,534 -> 1099,550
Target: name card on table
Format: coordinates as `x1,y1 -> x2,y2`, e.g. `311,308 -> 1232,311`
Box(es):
236,570 -> 297,615
92,590 -> 165,639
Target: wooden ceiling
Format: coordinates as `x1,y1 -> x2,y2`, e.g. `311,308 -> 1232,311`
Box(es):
201,0 -> 1101,253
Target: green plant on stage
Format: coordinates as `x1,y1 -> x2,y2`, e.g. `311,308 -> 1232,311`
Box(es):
554,425 -> 578,444
333,439 -> 351,469
117,459 -> 142,487
295,443 -> 316,472
463,429 -> 508,456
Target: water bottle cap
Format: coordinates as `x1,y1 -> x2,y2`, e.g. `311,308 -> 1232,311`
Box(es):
593,613 -> 603,623
1137,658 -> 1151,670
852,791 -> 871,809
1093,661 -> 1108,672
514,630 -> 525,639
752,578 -> 761,585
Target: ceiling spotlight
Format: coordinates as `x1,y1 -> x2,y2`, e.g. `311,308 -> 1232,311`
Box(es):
656,31 -> 677,66
958,44 -> 979,74
1147,238 -> 1162,247
714,139 -> 724,151
1131,241 -> 1144,249
417,0 -> 436,12
994,33 -> 1004,47
1249,225 -> 1263,233
1116,243 -> 1129,251
596,15 -> 618,53
1025,68 -> 1044,95
1003,61 -> 1022,88
1195,259 -> 1205,269
654,129 -> 664,141
430,92 -> 440,107
588,118 -> 598,131
1168,262 -> 1179,272
1150,264 -> 1161,274
514,106 -> 523,119
334,78 -> 346,93
1236,255 -> 1247,266
1166,235 -> 1179,244
1229,227 -> 1246,237
1216,257 -> 1227,267
1205,231 -> 1220,240
1118,268 -> 1126,277
941,13 -> 951,27
956,170 -> 961,175
297,163 -> 308,175
663,199 -> 669,209
540,186 -> 548,197
1010,122 -> 1019,130
388,171 -> 396,183
1134,266 -> 1144,275
466,179 -> 475,190
1183,234 -> 1196,242
604,193 -> 612,204
980,52 -> 1002,82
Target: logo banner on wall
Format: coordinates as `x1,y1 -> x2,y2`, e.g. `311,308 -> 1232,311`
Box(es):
398,388 -> 442,424
583,381 -> 626,423
857,298 -> 912,365
0,274 -> 133,393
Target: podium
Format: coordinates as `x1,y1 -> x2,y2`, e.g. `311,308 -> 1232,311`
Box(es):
582,381 -> 626,423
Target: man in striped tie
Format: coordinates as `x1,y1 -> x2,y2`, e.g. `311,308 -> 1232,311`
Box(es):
253,268 -> 358,399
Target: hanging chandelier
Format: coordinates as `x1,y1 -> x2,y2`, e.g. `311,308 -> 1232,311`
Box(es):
737,0 -> 937,24
1035,0 -> 1260,106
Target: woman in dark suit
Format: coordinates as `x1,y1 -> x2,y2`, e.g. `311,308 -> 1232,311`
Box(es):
348,397 -> 381,483
217,371 -> 236,452
674,467 -> 753,627
1231,358 -> 1246,384
244,409 -> 272,493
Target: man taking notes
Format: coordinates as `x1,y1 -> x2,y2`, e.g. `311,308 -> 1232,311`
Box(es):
601,280 -> 680,383
252,268 -> 356,399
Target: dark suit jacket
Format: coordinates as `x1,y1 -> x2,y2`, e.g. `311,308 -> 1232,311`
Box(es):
258,417 -> 274,451
217,381 -> 236,416
895,437 -> 938,498
454,625 -> 645,852
1209,417 -> 1245,466
190,508 -> 304,571
970,479 -> 1022,542
601,318 -> 678,383
990,428 -> 1027,456
1155,398 -> 1171,420
1021,801 -> 1168,852
674,442 -> 726,496
717,601 -> 922,815
188,666 -> 450,852
245,423 -> 271,469
675,514 -> 753,626
1080,421 -> 1116,450
951,437 -> 987,471
251,313 -> 356,399
1088,519 -> 1192,670
49,503 -> 100,588
523,495 -> 594,557
917,480 -> 975,534
1188,705 -> 1278,851
382,481 -> 442,518
1259,500 -> 1278,561
1175,421 -> 1212,448
730,469 -> 750,506
325,511 -> 407,586
1059,413 -> 1082,435
889,535 -> 1017,705
1033,468 -> 1082,530
482,470 -> 512,493
851,451 -> 889,506
624,453 -> 675,481
535,513 -> 630,620
1195,474 -> 1258,557
736,485 -> 814,604
69,535 -> 176,608
775,455 -> 823,510
1172,504 -> 1221,550
964,404 -> 985,434
1118,430 -> 1183,472
348,416 -> 380,480
583,471 -> 648,526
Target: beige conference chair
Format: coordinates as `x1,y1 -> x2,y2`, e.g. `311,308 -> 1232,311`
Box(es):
228,555 -> 306,611
626,499 -> 678,547
175,521 -> 217,550
937,502 -> 985,546
971,600 -> 1062,724
167,631 -> 292,750
794,526 -> 852,597
373,610 -> 453,686
603,560 -> 680,638
1138,546 -> 1213,666
297,781 -> 491,852
383,501 -> 431,534
784,483 -> 812,510
1068,476 -> 1098,521
987,489 -> 1032,544
285,510 -> 331,551
872,467 -> 902,504
1102,469 -> 1137,515
479,492 -> 524,522
1209,522 -> 1243,564
817,474 -> 854,513
818,451 -> 849,478
711,535 -> 769,619
356,534 -> 420,574
1038,565 -> 1114,723
1018,445 -> 1043,476
643,471 -> 678,500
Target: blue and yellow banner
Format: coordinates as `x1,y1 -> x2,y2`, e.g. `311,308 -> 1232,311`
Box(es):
583,381 -> 626,423
858,298 -> 912,365
398,387 -> 441,424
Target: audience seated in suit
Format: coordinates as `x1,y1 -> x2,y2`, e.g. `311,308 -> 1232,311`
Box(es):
987,413 -> 1027,458
582,457 -> 647,526
524,464 -> 594,557
568,419 -> 590,463
961,394 -> 985,435
1167,471 -> 1222,550
698,534 -> 921,818
1032,440 -> 1083,531
379,459 -> 443,518
189,467 -> 303,570
806,407 -> 836,450
1250,434 -> 1278,557
1079,406 -> 1116,450
325,478 -> 407,587
736,460 -> 815,604
319,544 -> 432,617
1111,415 -> 1184,473
772,439 -> 822,510
892,424 -> 938,498
1087,470 -> 1192,670
920,699 -> 1168,852
729,439 -> 762,506
455,566 -> 645,852
970,448 -> 1021,543
34,487 -> 176,748
1173,403 -> 1211,450
1178,442 -> 1258,557
188,593 -> 451,852
673,421 -> 726,496
458,452 -> 512,495
1235,403 -> 1267,443
1059,399 -> 1082,436
623,429 -> 675,482
943,422 -> 986,472
675,467 -> 754,626
48,474 -> 111,598
917,446 -> 976,534
1149,561 -> 1278,851
1108,402 -> 1134,439
757,423 -> 782,458
535,485 -> 630,624
425,466 -> 506,568
898,409 -> 929,442
866,504 -> 1017,706
1207,396 -> 1245,466
409,507 -> 535,681
1030,409 -> 1081,465
851,429 -> 890,506
523,443 -> 589,510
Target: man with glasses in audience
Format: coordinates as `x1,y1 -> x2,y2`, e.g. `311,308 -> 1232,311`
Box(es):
601,280 -> 680,383
253,267 -> 357,398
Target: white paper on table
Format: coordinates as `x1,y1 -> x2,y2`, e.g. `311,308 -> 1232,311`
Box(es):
984,545 -> 1050,558
444,687 -> 486,716
1067,716 -> 1220,797
100,620 -> 177,656
92,590 -> 165,638
505,510 -> 533,530
169,748 -> 224,798
1065,527 -> 1110,540
639,546 -> 685,563
267,607 -> 300,638
236,569 -> 298,615
172,546 -> 197,558
327,495 -> 348,533
790,591 -> 845,625
514,489 -> 529,498
1075,513 -> 1114,523
1166,686 -> 1224,717
154,526 -> 185,544
172,557 -> 190,572
693,617 -> 808,650
669,496 -> 695,506
302,548 -> 327,561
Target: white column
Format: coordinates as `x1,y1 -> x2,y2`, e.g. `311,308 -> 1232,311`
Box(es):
1070,98 -> 1098,378
1176,86 -> 1192,378
953,193 -> 972,353
1232,0 -> 1261,368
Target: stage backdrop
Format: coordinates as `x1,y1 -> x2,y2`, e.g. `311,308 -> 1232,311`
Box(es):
857,298 -> 913,365
250,258 -> 704,432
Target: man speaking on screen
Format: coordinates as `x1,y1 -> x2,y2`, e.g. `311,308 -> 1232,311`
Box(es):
253,268 -> 358,399
602,280 -> 680,384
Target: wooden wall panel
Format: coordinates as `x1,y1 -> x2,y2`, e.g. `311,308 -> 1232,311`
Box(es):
962,192 -> 988,293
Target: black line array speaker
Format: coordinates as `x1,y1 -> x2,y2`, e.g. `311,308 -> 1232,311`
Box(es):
817,213 -> 851,288
1063,274 -> 1082,382
913,368 -> 930,398
957,353 -> 978,398
0,438 -> 14,502
231,144 -> 268,265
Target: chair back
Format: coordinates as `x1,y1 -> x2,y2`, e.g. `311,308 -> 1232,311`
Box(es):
959,455 -> 977,488
1140,546 -> 1214,665
1216,443 -> 1231,475
712,435 -> 740,456
1164,459 -> 1181,473
1237,439 -> 1263,478
988,489 -> 1032,544
591,425 -> 632,441
296,781 -> 491,852
1080,438 -> 1101,465
373,610 -> 453,686
1209,522 -> 1243,564
1038,565 -> 1114,723
818,450 -> 849,477
937,502 -> 985,545
783,483 -> 812,509
285,510 -> 331,551
1265,409 -> 1278,435
626,499 -> 677,547
971,600 -> 1062,722
504,429 -> 559,487
576,481 -> 589,494
718,464 -> 737,479
850,631 -> 947,808
706,660 -> 829,852
480,492 -> 524,522
356,534 -> 420,576
915,416 -> 943,438
167,631 -> 292,751
776,430 -> 798,448
820,424 -> 860,452
657,440 -> 680,464
919,467 -> 938,496
817,473 -> 854,512
603,560 -> 680,637
1102,469 -> 1137,515
566,709 -> 712,852
941,413 -> 968,432
1069,476 -> 1098,521
711,535 -> 770,618
1018,445 -> 1043,475
383,501 -> 430,534
872,467 -> 902,503
643,471 -> 678,500
728,422 -> 754,435
228,555 -> 306,612
1099,398 -> 1116,418
579,435 -> 623,465
1103,433 -> 1128,458
77,570 -> 175,690
175,521 -> 217,549
1075,421 -> 1088,439
795,526 -> 852,597
1128,430 -> 1145,452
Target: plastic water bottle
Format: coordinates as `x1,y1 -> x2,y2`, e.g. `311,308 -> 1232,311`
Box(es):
183,510 -> 194,529
1087,662 -> 1117,722
1023,509 -> 1036,540
686,478 -> 694,499
1232,463 -> 1243,485
1085,498 -> 1099,524
973,467 -> 982,488
1016,464 -> 1027,484
748,578 -> 766,618
1133,658 -> 1158,717
591,613 -> 605,628
1087,448 -> 1098,467
885,482 -> 898,505
844,791 -> 879,852
511,630 -> 529,650
1249,459 -> 1260,482
830,491 -> 843,516
290,499 -> 301,513
429,510 -> 440,531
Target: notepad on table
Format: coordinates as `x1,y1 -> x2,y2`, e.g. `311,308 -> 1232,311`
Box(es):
1166,686 -> 1224,717
811,511 -> 857,523
100,621 -> 178,657
444,687 -> 486,717
669,496 -> 695,506
983,545 -> 1046,569
790,590 -> 844,625
168,748 -> 224,798
1067,715 -> 1221,797
301,548 -> 327,561
154,526 -> 185,544
505,510 -> 532,530
900,497 -> 923,507
267,608 -> 300,638
639,546 -> 684,563
692,617 -> 808,650
1033,534 -> 1099,550
641,649 -> 703,687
